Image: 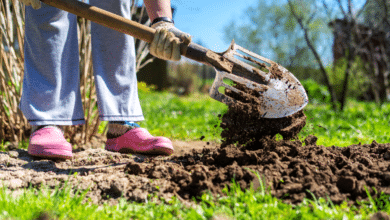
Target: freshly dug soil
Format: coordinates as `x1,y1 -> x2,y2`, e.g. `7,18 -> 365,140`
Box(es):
1,137 -> 390,207
220,82 -> 307,146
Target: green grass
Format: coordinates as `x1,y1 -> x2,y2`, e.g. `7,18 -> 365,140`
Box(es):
0,172 -> 389,220
299,99 -> 390,147
136,89 -> 227,142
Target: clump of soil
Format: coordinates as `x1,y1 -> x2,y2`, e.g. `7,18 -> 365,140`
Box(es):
220,83 -> 306,146
270,63 -> 284,80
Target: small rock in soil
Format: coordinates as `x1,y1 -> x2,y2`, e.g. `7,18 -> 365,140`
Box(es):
8,151 -> 19,158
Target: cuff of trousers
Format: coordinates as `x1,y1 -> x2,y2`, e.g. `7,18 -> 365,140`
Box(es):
28,118 -> 85,126
99,115 -> 145,122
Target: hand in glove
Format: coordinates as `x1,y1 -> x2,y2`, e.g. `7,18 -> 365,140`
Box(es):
20,0 -> 41,9
150,21 -> 191,61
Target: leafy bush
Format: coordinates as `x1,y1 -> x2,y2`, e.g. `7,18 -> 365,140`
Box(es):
327,56 -> 370,100
137,81 -> 156,93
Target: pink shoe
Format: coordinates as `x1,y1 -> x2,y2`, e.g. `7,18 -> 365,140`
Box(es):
105,128 -> 174,156
28,126 -> 73,159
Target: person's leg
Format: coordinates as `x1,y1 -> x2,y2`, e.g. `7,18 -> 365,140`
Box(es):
20,3 -> 83,159
90,0 -> 173,155
89,0 -> 143,122
21,4 -> 84,126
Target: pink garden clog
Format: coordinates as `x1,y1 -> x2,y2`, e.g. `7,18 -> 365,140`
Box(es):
28,126 -> 73,159
105,128 -> 174,155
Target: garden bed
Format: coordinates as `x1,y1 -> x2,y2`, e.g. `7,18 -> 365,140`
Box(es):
0,134 -> 389,207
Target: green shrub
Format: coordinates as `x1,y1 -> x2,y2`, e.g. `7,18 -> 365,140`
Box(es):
137,81 -> 156,93
327,56 -> 370,100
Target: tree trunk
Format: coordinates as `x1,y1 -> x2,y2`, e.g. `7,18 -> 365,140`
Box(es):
288,0 -> 338,110
339,24 -> 354,110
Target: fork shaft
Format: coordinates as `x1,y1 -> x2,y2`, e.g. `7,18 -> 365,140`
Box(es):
185,43 -> 209,65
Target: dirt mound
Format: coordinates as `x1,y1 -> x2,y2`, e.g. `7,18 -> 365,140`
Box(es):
152,136 -> 390,205
184,137 -> 390,205
0,136 -> 389,206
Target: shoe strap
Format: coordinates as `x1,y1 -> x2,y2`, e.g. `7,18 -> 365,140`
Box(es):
124,121 -> 140,128
109,121 -> 140,128
107,122 -> 140,139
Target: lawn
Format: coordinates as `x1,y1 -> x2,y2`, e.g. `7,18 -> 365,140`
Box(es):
137,89 -> 227,142
0,172 -> 388,220
299,99 -> 390,147
0,171 -> 389,220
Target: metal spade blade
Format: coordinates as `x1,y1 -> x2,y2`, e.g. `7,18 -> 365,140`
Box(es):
209,41 -> 309,118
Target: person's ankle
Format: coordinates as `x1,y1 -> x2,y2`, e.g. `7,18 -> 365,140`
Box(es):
31,125 -> 64,134
109,121 -> 140,127
107,121 -> 140,139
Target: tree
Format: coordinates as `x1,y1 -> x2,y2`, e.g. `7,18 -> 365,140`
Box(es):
360,0 -> 390,102
364,0 -> 390,29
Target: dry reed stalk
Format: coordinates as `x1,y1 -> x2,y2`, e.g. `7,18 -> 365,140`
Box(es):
0,0 -> 28,143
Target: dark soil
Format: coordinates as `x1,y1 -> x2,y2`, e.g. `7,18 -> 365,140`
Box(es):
1,85 -> 389,208
2,134 -> 390,207
220,82 -> 306,146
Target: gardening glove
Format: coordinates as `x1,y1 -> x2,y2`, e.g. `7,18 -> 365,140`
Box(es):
150,21 -> 192,61
19,0 -> 41,9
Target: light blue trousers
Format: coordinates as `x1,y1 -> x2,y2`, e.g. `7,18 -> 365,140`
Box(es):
20,0 -> 144,126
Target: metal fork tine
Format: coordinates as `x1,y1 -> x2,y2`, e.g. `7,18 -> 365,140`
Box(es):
233,51 -> 269,68
209,68 -> 269,109
232,43 -> 274,64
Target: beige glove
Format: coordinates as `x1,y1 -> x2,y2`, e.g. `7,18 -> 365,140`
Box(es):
20,0 -> 41,9
150,21 -> 191,61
